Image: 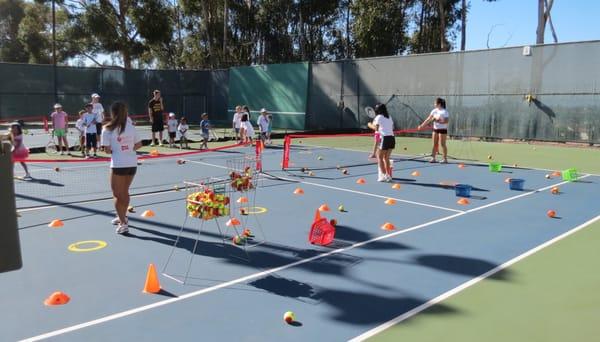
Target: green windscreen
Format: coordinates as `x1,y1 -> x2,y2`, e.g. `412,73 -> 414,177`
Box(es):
227,62 -> 308,130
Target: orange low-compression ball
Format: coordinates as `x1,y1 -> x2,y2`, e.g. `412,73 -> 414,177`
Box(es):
547,210 -> 556,218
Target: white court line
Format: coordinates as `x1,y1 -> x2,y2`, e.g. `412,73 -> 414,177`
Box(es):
20,177 -> 578,342
162,273 -> 184,284
297,142 -> 600,177
350,212 -> 600,342
185,159 -> 462,213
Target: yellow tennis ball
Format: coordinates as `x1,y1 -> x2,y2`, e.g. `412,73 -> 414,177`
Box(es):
283,311 -> 295,323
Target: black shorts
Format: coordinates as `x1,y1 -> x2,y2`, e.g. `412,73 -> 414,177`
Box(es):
96,123 -> 103,136
433,129 -> 448,134
380,135 -> 396,150
112,167 -> 137,176
85,133 -> 97,148
168,132 -> 176,139
152,119 -> 164,133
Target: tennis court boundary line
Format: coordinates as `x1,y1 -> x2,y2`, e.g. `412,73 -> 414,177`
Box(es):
295,142 -> 600,177
19,176 -> 580,342
350,212 -> 600,341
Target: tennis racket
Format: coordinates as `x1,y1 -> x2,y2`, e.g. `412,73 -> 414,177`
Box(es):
365,106 -> 377,119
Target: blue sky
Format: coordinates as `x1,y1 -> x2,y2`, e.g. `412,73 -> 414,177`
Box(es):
465,0 -> 599,50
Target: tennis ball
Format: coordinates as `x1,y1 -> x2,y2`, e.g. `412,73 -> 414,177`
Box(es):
308,171 -> 315,176
342,169 -> 349,175
283,311 -> 295,324
174,185 -> 180,191
240,208 -> 247,215
487,155 -> 492,160
547,210 -> 556,218
338,205 -> 345,212
330,219 -> 337,226
336,165 -> 341,170
317,156 -> 323,160
403,147 -> 407,151
127,205 -> 135,213
54,167 -> 60,172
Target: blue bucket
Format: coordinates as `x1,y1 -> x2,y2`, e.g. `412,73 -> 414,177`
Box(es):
509,178 -> 525,191
455,184 -> 472,197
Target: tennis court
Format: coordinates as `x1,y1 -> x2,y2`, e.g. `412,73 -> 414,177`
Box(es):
3,135 -> 600,341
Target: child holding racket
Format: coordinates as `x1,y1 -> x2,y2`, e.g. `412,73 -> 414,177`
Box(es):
418,97 -> 449,163
367,104 -> 395,182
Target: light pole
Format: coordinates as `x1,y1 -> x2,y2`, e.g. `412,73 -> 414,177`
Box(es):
52,0 -> 57,103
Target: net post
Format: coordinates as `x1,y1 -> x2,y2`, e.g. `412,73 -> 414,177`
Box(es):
43,116 -> 48,132
282,135 -> 291,170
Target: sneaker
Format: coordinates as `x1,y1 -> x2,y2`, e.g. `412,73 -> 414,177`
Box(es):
377,175 -> 387,182
116,223 -> 129,234
150,142 -> 155,147
368,154 -> 376,159
429,158 -> 437,163
93,154 -> 98,158
111,217 -> 121,225
385,175 -> 393,182
440,159 -> 448,164
23,174 -> 33,180
159,143 -> 164,147
60,152 -> 64,156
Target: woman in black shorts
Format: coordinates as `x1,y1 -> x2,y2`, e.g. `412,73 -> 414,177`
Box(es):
368,103 -> 396,182
101,102 -> 142,234
418,98 -> 449,163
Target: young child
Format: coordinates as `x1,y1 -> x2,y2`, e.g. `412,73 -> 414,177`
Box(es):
266,113 -> 273,144
167,112 -> 178,148
75,110 -> 86,156
178,117 -> 189,149
200,113 -> 211,149
232,105 -> 242,142
418,97 -> 449,163
240,112 -> 254,144
257,108 -> 270,144
82,103 -> 98,158
50,103 -> 70,155
7,123 -> 31,179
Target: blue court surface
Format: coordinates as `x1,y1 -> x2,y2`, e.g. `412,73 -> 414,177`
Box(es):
3,143 -> 599,341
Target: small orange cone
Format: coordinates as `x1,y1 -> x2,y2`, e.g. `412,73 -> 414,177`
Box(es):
141,210 -> 155,218
44,291 -> 70,306
226,218 -> 241,226
547,210 -> 557,218
319,204 -> 331,212
457,198 -> 470,205
293,188 -> 304,195
381,222 -> 395,231
392,184 -> 401,190
384,198 -> 396,205
411,171 -> 420,177
48,219 -> 64,228
143,263 -> 161,294
356,178 -> 366,184
149,150 -> 159,157
458,163 -> 465,169
551,186 -> 560,195
237,197 -> 249,204
552,171 -> 562,177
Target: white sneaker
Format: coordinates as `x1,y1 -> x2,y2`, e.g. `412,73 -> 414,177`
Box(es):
116,223 -> 129,234
377,175 -> 386,182
150,142 -> 155,147
111,217 -> 121,225
385,175 -> 392,182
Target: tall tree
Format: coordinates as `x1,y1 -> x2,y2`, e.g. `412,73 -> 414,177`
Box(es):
0,0 -> 28,62
536,0 -> 556,44
460,0 -> 497,51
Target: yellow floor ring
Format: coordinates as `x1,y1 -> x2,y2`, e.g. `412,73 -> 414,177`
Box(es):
244,206 -> 268,215
68,240 -> 108,252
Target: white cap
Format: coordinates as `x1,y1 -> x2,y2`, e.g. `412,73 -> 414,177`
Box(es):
260,108 -> 268,113
54,103 -> 62,109
169,112 -> 176,117
91,93 -> 100,98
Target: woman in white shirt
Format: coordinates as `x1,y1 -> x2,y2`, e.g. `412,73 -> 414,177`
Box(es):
368,103 -> 395,182
101,101 -> 142,234
232,105 -> 242,142
418,98 -> 449,163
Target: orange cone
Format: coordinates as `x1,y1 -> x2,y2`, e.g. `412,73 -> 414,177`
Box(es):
392,184 -> 401,190
48,219 -> 64,228
552,171 -> 561,177
293,188 -> 304,195
319,204 -> 331,212
237,197 -> 249,204
226,218 -> 241,226
411,171 -> 420,177
458,163 -> 465,169
384,198 -> 396,205
141,210 -> 155,218
547,210 -> 557,218
143,263 -> 161,294
149,150 -> 159,157
356,178 -> 366,184
381,222 -> 395,231
457,198 -> 470,205
44,291 -> 70,306
551,186 -> 560,195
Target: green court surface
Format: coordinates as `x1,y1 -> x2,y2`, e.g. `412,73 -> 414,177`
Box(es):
292,135 -> 600,342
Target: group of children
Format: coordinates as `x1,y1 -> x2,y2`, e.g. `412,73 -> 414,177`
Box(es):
232,106 -> 273,144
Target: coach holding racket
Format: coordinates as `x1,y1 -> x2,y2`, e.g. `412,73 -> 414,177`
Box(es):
102,102 -> 142,235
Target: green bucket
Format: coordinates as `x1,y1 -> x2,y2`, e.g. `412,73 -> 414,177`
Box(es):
562,168 -> 578,182
489,162 -> 502,172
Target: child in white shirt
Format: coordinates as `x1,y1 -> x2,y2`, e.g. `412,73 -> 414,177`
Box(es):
167,113 -> 178,148
177,117 -> 189,149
